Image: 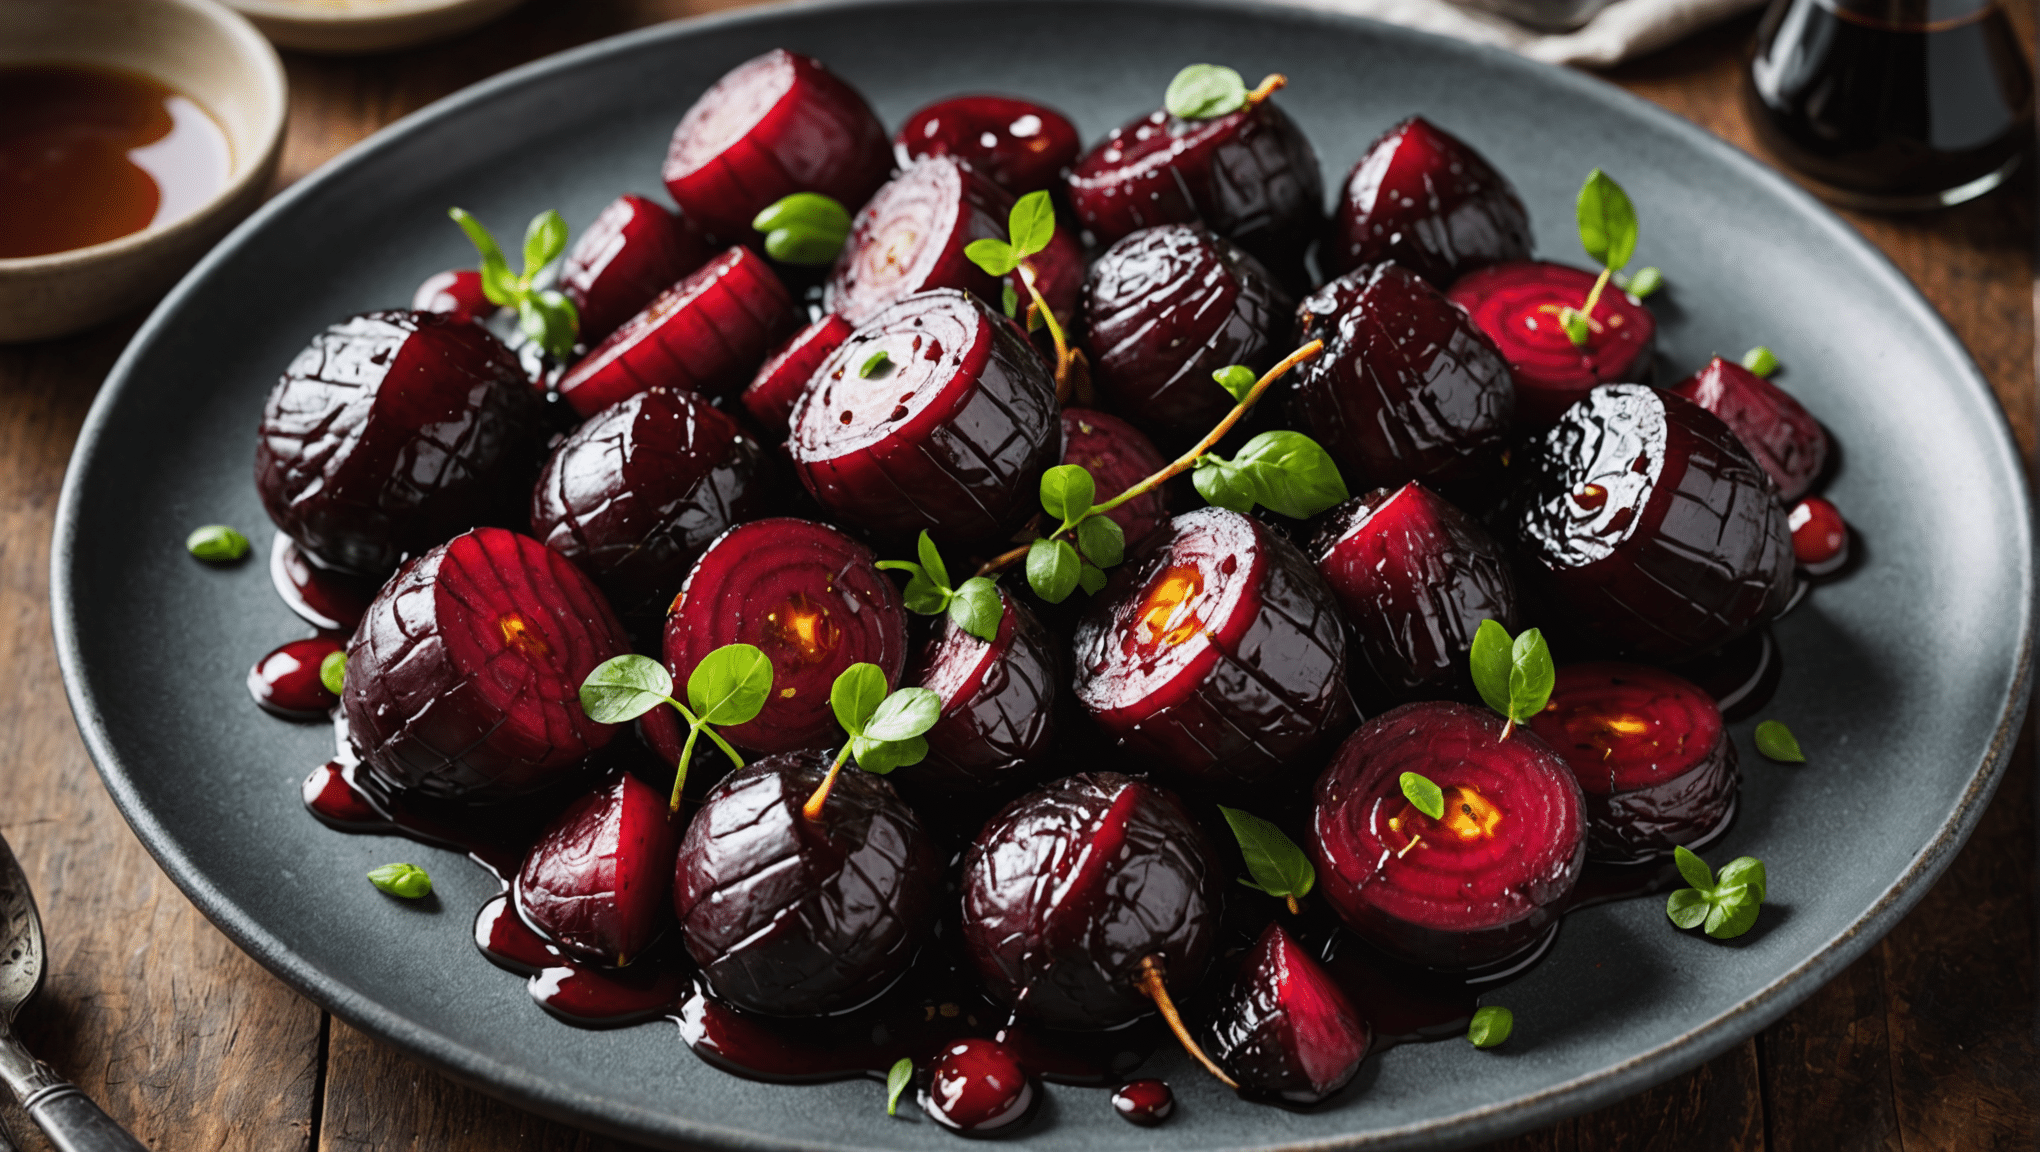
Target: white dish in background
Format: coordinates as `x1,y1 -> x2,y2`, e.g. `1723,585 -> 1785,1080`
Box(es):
225,0 -> 527,54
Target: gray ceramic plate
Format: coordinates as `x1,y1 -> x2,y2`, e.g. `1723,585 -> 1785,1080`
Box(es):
52,2 -> 2034,1149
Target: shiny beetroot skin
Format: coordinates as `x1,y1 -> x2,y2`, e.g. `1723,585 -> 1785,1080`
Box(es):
1449,262 -> 1657,430
1311,702 -> 1587,970
1328,117 -> 1533,285
1073,508 -> 1354,791
559,193 -> 711,345
529,388 -> 772,625
673,750 -> 941,1017
412,268 -> 491,324
1291,262 -> 1514,490
961,772 -> 1223,1030
1668,356 -> 1829,502
1061,409 -> 1169,553
663,518 -> 908,754
789,290 -> 1060,546
515,771 -> 680,964
741,313 -> 855,438
1085,224 -> 1293,439
343,528 -> 632,799
1510,385 -> 1796,660
898,588 -> 1058,799
256,310 -> 545,578
1311,482 -> 1519,699
661,49 -> 892,240
1526,662 -> 1738,863
894,95 -> 1081,196
921,1039 -> 1041,1136
1208,922 -> 1370,1105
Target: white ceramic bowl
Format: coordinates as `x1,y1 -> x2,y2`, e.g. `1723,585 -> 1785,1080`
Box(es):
225,0 -> 526,54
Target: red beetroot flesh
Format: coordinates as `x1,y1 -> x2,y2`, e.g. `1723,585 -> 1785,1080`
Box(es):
662,517 -> 907,754
248,636 -> 344,719
661,50 -> 891,240
1311,702 -> 1587,970
1328,116 -> 1532,285
1449,262 -> 1657,430
412,268 -> 491,324
1291,262 -> 1514,491
1509,384 -> 1796,659
1085,224 -> 1293,440
343,527 -> 632,799
1790,496 -> 1849,575
921,1039 -> 1040,1135
256,310 -> 545,578
898,588 -> 1058,799
789,290 -> 1060,546
515,771 -> 680,964
1526,662 -> 1739,863
673,750 -> 941,1016
1061,409 -> 1169,553
559,193 -> 711,345
557,246 -> 796,418
960,772 -> 1223,1029
893,96 -> 1080,196
1311,482 -> 1519,699
1669,356 -> 1829,502
741,314 -> 854,438
1073,508 -> 1353,791
529,387 -> 773,625
1208,922 -> 1370,1104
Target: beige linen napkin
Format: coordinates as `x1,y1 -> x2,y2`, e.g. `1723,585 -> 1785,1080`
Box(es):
1277,0 -> 1767,67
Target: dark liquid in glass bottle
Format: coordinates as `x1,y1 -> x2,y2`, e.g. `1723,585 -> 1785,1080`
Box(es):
1747,0 -> 2034,208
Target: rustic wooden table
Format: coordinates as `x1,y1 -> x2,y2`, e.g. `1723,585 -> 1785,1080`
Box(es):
1,2 -> 2032,1149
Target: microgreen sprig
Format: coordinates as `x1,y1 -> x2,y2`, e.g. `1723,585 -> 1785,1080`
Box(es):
1467,1005 -> 1513,1048
1665,846 -> 1768,940
885,1057 -> 914,1117
186,524 -> 250,562
965,190 -> 1079,397
320,650 -> 347,697
877,531 -> 1004,642
1218,806 -> 1315,914
1553,170 -> 1661,346
1754,719 -> 1806,763
579,646 -> 773,812
752,192 -> 852,266
1400,771 -> 1446,820
801,663 -> 942,820
449,206 -> 580,362
1469,619 -> 1555,740
1193,430 -> 1349,520
367,863 -> 432,899
1162,63 -> 1289,121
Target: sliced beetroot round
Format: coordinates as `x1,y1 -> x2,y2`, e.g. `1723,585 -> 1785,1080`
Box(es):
1449,261 -> 1657,430
893,95 -> 1081,196
1790,496 -> 1850,576
661,49 -> 892,241
515,770 -> 680,965
256,310 -> 545,578
1329,117 -> 1532,285
1668,356 -> 1829,502
1525,662 -> 1739,863
1311,482 -> 1519,699
824,156 -> 1006,325
740,313 -> 855,438
662,517 -> 908,754
1310,701 -> 1586,971
895,587 -> 1058,800
412,268 -> 492,324
557,246 -> 797,418
1509,384 -> 1796,660
673,750 -> 941,1017
1291,262 -> 1514,491
1208,922 -> 1370,1105
789,290 -> 1060,546
343,527 -> 632,799
1061,408 -> 1169,553
1073,508 -> 1354,791
529,387 -> 773,626
559,193 -> 711,345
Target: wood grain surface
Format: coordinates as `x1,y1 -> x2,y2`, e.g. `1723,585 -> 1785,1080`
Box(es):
0,2 -> 2031,1150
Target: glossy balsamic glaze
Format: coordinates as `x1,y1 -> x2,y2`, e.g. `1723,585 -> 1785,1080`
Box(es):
271,534 -> 378,633
1111,1078 -> 1174,1126
247,636 -> 343,719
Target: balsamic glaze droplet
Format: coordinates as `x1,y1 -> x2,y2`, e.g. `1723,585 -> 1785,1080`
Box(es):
1111,1078 -> 1174,1126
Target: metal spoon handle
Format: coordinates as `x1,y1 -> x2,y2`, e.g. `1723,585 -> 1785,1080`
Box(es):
0,1033 -> 147,1152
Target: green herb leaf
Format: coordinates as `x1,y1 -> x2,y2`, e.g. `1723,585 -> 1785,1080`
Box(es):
1191,456 -> 1257,514
1508,627 -> 1555,719
367,863 -> 432,899
519,290 -> 580,362
1212,364 -> 1258,403
1218,806 -> 1315,903
579,654 -> 675,724
1400,771 -> 1445,820
1575,168 -> 1638,271
449,208 -> 509,283
686,643 -> 773,727
186,524 -> 250,562
1559,307 -> 1592,347
320,650 -> 346,697
829,662 -> 891,738
1666,847 -> 1768,939
1716,856 -> 1767,905
859,349 -> 892,378
899,570 -> 952,615
885,1057 -> 913,1117
1672,845 -> 1714,891
1467,1005 -> 1513,1048
1469,619 -> 1514,718
1228,431 -> 1350,519
1742,346 -> 1780,378
1164,63 -> 1248,120
915,530 -> 951,593
1076,515 -> 1125,569
964,237 -> 1021,278
1077,563 -> 1109,596
752,193 -> 852,266
522,209 -> 570,275
1754,720 -> 1805,763
1006,190 -> 1056,260
848,732 -> 929,774
1001,280 -> 1020,318
1665,887 -> 1711,929
479,260 -> 521,308
948,576 -> 1003,642
1039,465 -> 1095,524
1026,537 -> 1082,603
1624,266 -> 1663,298
1705,885 -> 1762,939
863,686 -> 942,743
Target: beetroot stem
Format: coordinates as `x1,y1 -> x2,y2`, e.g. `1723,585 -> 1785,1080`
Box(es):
1246,73 -> 1288,107
1018,261 -> 1074,400
801,745 -> 855,820
1135,955 -> 1238,1089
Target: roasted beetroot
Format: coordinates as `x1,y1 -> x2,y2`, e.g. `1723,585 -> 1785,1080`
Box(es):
1790,496 -> 1849,575
895,588 -> 1058,801
1208,922 -> 1370,1105
1328,116 -> 1532,285
740,313 -> 855,438
412,268 -> 491,324
1311,702 -> 1586,971
559,193 -> 711,345
673,750 -> 941,1016
256,310 -> 545,578
894,95 -> 1081,196
1449,262 -> 1657,430
921,1039 -> 1041,1136
515,771 -> 680,965
343,527 -> 632,799
1668,356 -> 1829,502
1061,408 -> 1169,553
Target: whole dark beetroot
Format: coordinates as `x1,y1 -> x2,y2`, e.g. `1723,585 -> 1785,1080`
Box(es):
1290,262 -> 1514,491
515,771 -> 680,965
921,1039 -> 1041,1136
1328,117 -> 1533,285
559,193 -> 711,345
1061,408 -> 1169,553
1208,922 -> 1370,1105
960,772 -> 1223,1030
661,49 -> 892,240
1311,702 -> 1586,971
895,587 -> 1058,801
256,310 -> 545,578
673,750 -> 941,1017
343,527 -> 632,799
1085,224 -> 1293,440
789,290 -> 1060,547
412,268 -> 492,324
529,387 -> 773,627
1073,508 -> 1354,793
1509,385 -> 1796,660
894,95 -> 1081,196
740,314 -> 855,438
1449,262 -> 1656,430
1311,482 -> 1518,699
1667,356 -> 1829,502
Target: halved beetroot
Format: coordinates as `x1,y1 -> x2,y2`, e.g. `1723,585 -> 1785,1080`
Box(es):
1509,385 -> 1796,660
559,193 -> 711,345
662,517 -> 907,754
1668,356 -> 1829,502
1449,261 -> 1657,430
1328,117 -> 1533,285
893,95 -> 1080,196
789,290 -> 1060,546
557,246 -> 797,417
1085,224 -> 1293,440
343,527 -> 632,799
1790,496 -> 1849,576
412,268 -> 492,324
529,387 -> 773,627
1208,922 -> 1370,1105
1311,482 -> 1518,699
1073,508 -> 1354,791
1061,408 -> 1169,553
1525,662 -> 1738,863
256,310 -> 545,578
661,49 -> 892,240
740,313 -> 855,438
674,749 -> 941,1016
1291,262 -> 1514,491
1310,701 -> 1586,971
514,771 -> 680,965
895,587 -> 1058,800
